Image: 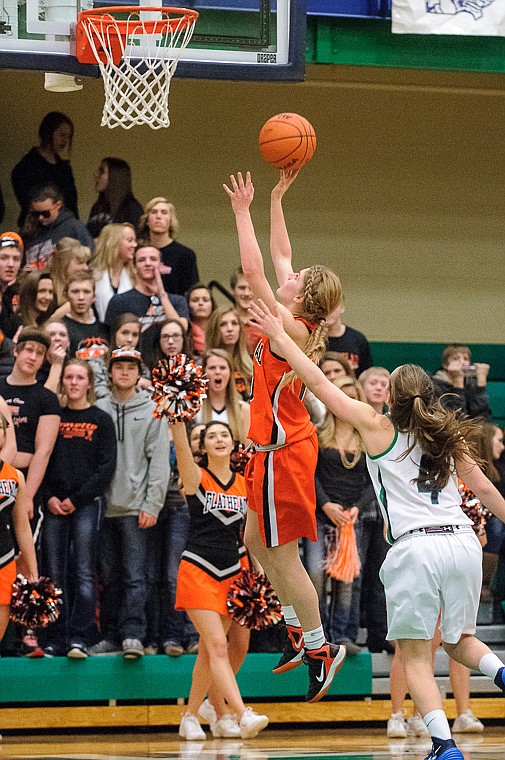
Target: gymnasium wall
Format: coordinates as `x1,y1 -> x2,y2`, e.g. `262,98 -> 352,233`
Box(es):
1,64 -> 504,343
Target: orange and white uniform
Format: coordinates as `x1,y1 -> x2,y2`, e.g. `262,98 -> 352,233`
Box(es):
246,318 -> 318,548
176,467 -> 247,616
0,461 -> 20,605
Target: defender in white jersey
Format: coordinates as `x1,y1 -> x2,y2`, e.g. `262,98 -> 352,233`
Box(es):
249,299 -> 505,760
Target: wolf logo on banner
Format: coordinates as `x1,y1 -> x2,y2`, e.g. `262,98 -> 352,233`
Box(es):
427,0 -> 495,21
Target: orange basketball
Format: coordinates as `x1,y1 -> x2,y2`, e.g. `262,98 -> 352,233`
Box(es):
258,113 -> 316,170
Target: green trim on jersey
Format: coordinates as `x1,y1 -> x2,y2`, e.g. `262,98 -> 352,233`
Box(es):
368,429 -> 398,460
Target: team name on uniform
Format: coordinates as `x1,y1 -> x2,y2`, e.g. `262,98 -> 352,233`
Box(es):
203,491 -> 247,515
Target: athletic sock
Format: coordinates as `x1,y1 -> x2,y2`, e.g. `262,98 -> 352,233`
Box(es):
282,605 -> 301,628
479,652 -> 504,680
303,626 -> 325,651
423,709 -> 451,740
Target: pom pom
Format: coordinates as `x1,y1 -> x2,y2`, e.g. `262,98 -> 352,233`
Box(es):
227,568 -> 282,630
10,575 -> 63,629
149,354 -> 208,422
324,523 -> 361,583
230,442 -> 253,475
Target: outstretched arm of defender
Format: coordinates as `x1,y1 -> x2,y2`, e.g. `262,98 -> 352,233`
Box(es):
248,299 -> 376,430
270,169 -> 299,286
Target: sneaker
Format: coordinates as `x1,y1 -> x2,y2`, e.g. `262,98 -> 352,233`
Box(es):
198,698 -> 218,735
164,640 -> 184,657
21,629 -> 44,658
215,713 -> 241,738
44,644 -> 64,658
494,666 -> 505,693
407,713 -> 430,737
67,643 -> 88,659
122,638 -> 144,659
272,625 -> 304,674
239,707 -> 269,738
452,709 -> 484,733
89,639 -> 121,656
144,644 -> 159,656
303,642 -> 346,703
423,738 -> 464,760
179,711 -> 206,741
387,709 -> 408,738
186,640 -> 199,655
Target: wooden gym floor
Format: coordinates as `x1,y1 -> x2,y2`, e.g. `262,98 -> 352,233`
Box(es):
1,727 -> 505,759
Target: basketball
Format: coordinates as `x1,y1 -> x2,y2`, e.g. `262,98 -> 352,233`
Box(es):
258,113 -> 316,170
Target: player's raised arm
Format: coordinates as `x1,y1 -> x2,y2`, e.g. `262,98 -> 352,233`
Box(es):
224,171 -> 307,344
248,299 -> 376,431
270,169 -> 300,286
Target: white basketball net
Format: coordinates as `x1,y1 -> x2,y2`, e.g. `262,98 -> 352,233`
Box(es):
80,10 -> 197,130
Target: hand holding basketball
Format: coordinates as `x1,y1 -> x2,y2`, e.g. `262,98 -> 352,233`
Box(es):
259,113 -> 316,170
271,169 -> 300,200
223,171 -> 255,213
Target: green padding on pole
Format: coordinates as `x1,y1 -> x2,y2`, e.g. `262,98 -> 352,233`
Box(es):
0,652 -> 371,703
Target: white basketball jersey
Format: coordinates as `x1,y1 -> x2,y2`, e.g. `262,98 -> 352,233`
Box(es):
366,428 -> 471,544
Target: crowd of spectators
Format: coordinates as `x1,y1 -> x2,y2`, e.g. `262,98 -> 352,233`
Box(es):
0,111 -> 502,679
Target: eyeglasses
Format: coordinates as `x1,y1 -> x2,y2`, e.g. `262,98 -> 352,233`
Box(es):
30,209 -> 52,219
160,333 -> 183,342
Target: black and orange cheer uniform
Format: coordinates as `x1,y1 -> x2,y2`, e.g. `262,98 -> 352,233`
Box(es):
176,467 -> 247,616
245,317 -> 318,548
0,460 -> 20,604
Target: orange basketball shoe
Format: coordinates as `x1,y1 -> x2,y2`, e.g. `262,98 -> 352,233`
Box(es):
272,624 -> 305,674
303,642 -> 347,703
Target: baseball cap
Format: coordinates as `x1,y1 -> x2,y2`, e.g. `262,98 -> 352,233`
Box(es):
108,347 -> 142,369
0,232 -> 24,253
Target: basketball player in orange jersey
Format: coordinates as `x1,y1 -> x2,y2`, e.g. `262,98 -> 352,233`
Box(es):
223,170 -> 345,702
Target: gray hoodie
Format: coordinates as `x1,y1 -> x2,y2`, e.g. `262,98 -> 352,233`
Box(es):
96,389 -> 170,518
23,207 -> 94,270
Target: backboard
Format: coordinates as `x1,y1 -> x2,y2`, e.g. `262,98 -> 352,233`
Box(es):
0,0 -> 306,81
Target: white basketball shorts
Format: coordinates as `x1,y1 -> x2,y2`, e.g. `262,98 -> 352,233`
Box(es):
379,530 -> 482,643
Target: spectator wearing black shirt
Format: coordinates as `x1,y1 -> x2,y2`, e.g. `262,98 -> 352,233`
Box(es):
104,245 -> 189,334
61,272 -> 109,356
0,327 -> 60,657
0,232 -> 23,339
431,344 -> 492,421
87,158 -> 143,239
11,112 -> 78,227
137,198 -> 199,296
325,303 -> 372,377
42,359 -> 117,657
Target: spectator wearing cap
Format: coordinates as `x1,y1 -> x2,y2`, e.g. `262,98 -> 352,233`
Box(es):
22,185 -> 93,272
0,232 -> 23,339
92,347 -> 170,659
104,245 -> 189,335
0,327 -> 61,657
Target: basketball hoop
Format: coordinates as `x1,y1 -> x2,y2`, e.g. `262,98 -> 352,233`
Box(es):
73,6 -> 198,130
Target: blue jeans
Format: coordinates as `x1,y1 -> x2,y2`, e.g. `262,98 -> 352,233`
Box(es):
99,515 -> 148,643
301,518 -> 361,641
145,500 -> 197,646
42,498 -> 105,649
